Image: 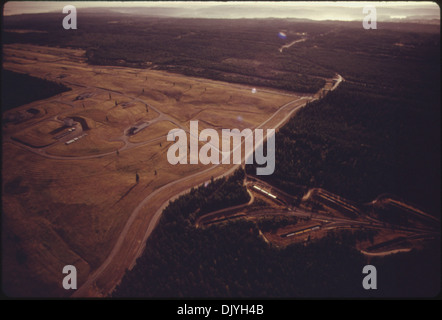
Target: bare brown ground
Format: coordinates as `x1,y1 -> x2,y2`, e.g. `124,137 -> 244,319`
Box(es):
2,44 -> 318,297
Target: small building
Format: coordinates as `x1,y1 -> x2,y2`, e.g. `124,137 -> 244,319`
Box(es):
64,118 -> 74,127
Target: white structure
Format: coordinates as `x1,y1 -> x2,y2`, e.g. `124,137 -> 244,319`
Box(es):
64,118 -> 74,127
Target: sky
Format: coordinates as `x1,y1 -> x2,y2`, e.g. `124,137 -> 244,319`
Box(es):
3,1 -> 440,21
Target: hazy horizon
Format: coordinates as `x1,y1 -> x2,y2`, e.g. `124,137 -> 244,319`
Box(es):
3,1 -> 440,21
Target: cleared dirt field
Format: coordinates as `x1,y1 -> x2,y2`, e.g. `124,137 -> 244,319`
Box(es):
12,120 -> 62,147
2,44 -> 318,297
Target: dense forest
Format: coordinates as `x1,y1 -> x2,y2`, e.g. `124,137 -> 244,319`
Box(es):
247,24 -> 440,217
113,168 -> 440,297
4,12 -> 439,95
3,13 -> 339,93
249,80 -> 440,215
1,70 -> 71,112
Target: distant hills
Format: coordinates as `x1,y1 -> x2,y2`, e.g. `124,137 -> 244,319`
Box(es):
104,5 -> 441,23
3,2 -> 440,24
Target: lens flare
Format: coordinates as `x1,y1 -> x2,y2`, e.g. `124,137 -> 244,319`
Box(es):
278,31 -> 287,39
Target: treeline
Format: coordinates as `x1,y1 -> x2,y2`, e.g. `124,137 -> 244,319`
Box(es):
113,168 -> 372,297
1,70 -> 71,112
326,229 -> 378,247
4,14 -> 439,97
248,81 -> 440,216
3,14 -> 335,93
293,26 -> 440,102
113,183 -> 440,298
159,64 -> 324,93
112,167 -> 439,298
247,25 -> 440,217
183,169 -> 250,223
257,215 -> 299,233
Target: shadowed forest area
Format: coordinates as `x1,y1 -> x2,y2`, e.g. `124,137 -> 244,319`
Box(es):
1,70 -> 71,112
113,168 -> 440,297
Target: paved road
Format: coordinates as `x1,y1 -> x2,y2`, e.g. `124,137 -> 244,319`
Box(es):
5,82 -> 188,160
72,74 -> 344,297
199,169 -> 439,241
4,45 -> 344,297
238,175 -> 438,236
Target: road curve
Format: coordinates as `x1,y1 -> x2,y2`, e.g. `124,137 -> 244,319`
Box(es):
72,74 -> 344,297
